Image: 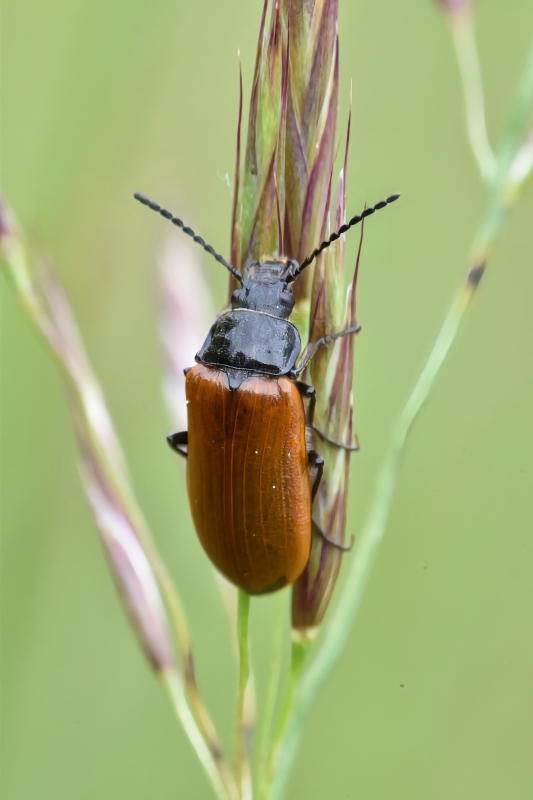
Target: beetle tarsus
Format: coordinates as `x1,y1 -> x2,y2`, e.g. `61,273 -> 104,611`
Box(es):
167,430 -> 188,458
312,425 -> 360,452
313,520 -> 354,552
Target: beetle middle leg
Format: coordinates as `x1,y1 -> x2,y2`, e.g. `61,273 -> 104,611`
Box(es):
167,430 -> 188,458
297,380 -> 359,452
167,366 -> 194,457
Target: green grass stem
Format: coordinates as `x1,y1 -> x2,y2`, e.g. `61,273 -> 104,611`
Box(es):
235,591 -> 252,798
262,638 -> 311,800
256,592 -> 287,797
162,670 -> 237,800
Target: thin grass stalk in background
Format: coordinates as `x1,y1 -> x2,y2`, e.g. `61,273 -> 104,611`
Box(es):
446,3 -> 497,183
158,235 -> 215,432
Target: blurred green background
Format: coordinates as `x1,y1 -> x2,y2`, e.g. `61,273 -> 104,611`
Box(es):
2,0 -> 533,798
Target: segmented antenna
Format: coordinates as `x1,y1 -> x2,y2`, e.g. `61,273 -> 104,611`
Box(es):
134,193 -> 243,284
289,193 -> 400,281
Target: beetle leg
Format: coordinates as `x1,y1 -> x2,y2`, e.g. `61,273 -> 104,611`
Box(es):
311,425 -> 360,452
308,449 -> 324,500
309,447 -> 354,551
313,520 -> 354,552
293,323 -> 362,377
296,381 -> 317,425
167,430 -> 188,458
297,381 -> 359,451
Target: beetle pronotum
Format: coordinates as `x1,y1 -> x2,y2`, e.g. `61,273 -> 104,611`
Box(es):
135,190 -> 399,594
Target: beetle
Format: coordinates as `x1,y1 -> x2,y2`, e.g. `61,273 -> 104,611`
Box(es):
135,190 -> 399,594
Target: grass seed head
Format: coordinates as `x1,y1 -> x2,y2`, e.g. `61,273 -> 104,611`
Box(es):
233,1 -> 357,627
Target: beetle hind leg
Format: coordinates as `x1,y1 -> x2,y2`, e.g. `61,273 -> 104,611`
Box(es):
297,381 -> 359,452
308,449 -> 324,500
313,520 -> 354,552
312,425 -> 360,452
167,430 -> 188,458
302,383 -> 355,552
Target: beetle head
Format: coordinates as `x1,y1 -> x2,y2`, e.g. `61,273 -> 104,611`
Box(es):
231,259 -> 299,319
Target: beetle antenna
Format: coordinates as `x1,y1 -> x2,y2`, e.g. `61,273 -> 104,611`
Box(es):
288,192 -> 400,281
134,193 -> 243,284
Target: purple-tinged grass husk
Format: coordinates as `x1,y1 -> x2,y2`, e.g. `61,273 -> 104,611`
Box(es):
75,405 -> 176,671
284,0 -> 340,307
292,108 -> 361,630
233,0 -> 288,274
0,200 -> 176,670
159,235 -> 215,431
435,0 -> 472,14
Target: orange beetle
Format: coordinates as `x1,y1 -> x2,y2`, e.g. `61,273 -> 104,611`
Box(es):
135,191 -> 399,594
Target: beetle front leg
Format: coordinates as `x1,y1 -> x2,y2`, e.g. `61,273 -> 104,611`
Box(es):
167,430 -> 188,458
293,323 -> 361,377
